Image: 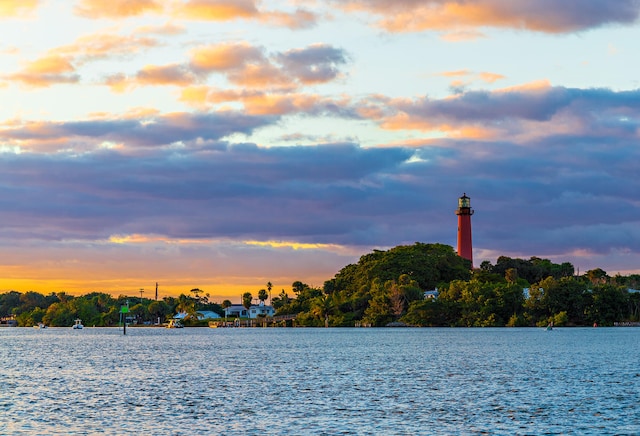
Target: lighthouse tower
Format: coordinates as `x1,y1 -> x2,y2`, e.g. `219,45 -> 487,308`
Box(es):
456,193 -> 474,267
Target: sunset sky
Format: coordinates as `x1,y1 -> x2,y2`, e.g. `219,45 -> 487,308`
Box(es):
1,0 -> 639,301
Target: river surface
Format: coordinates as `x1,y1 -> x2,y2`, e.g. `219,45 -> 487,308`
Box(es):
1,327 -> 639,435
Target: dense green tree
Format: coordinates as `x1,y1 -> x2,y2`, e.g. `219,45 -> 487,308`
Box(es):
242,292 -> 253,313
628,292 -> 640,321
326,243 -> 471,298
292,281 -> 308,295
403,299 -> 451,326
258,289 -> 268,304
310,294 -> 333,327
585,284 -> 629,325
362,280 -> 392,327
148,300 -> 171,323
586,268 -> 609,285
190,288 -> 203,301
0,291 -> 21,317
526,277 -> 586,326
492,256 -> 574,284
43,301 -> 75,326
276,284 -> 322,317
271,290 -> 291,310
173,293 -> 203,321
18,291 -> 47,314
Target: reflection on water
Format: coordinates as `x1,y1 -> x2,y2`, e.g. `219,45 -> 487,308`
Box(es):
1,327 -> 639,435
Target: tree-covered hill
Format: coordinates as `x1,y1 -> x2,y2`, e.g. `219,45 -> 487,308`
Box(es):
324,242 -> 472,296
2,242 -> 640,328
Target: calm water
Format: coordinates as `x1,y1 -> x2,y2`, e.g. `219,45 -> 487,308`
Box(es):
1,327 -> 639,435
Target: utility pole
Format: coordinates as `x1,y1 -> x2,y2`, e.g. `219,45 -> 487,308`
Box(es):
155,282 -> 158,301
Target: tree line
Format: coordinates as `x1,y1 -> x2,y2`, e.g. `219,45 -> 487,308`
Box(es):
0,289 -> 224,327
2,242 -> 640,327
270,243 -> 640,327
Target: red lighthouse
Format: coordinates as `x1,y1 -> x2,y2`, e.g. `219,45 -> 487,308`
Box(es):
456,193 -> 474,267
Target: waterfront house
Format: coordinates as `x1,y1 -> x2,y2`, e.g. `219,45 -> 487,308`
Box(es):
0,316 -> 17,327
225,302 -> 275,319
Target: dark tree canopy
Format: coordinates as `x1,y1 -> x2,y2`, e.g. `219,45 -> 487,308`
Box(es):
489,256 -> 574,284
325,242 -> 471,296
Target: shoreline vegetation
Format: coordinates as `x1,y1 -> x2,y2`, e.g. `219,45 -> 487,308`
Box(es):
2,243 -> 639,328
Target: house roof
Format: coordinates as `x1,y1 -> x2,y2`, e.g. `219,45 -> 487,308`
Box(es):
174,310 -> 221,320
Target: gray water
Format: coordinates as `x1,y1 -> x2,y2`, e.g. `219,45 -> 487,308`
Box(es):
1,327 -> 639,435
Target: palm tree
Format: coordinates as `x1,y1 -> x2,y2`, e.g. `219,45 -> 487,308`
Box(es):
221,299 -> 232,321
242,292 -> 253,319
267,281 -> 273,305
175,294 -> 191,314
175,294 -> 201,323
258,289 -> 268,305
311,294 -> 333,327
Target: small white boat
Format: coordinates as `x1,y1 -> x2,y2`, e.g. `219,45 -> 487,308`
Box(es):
166,319 -> 184,329
34,323 -> 47,329
73,319 -> 84,329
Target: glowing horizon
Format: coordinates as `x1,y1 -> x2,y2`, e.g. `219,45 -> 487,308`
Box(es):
1,1 -> 639,297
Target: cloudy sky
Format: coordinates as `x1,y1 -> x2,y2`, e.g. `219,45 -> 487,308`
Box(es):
1,0 -> 639,300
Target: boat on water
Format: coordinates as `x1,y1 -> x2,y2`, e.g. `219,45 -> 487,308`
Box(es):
0,317 -> 17,327
546,321 -> 554,331
73,319 -> 84,329
167,319 -> 184,329
34,322 -> 47,329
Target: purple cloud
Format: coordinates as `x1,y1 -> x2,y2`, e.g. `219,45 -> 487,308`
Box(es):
276,44 -> 348,84
1,85 -> 639,275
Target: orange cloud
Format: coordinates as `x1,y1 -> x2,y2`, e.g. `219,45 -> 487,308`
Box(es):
359,80 -> 592,144
380,112 -> 498,139
75,0 -> 163,18
105,64 -> 197,91
134,23 -> 185,36
176,1 -> 318,29
239,92 -> 327,115
438,70 -> 470,78
338,1 -> 636,34
136,64 -> 196,86
24,55 -> 74,74
7,55 -> 79,87
227,63 -> 292,88
179,86 -> 346,116
479,72 -> 505,83
260,9 -> 318,29
106,64 -> 198,91
0,0 -> 39,17
496,79 -> 551,93
5,29 -> 160,89
53,32 -> 159,62
189,42 -> 292,88
177,0 -> 258,21
190,42 -> 265,71
179,85 -> 211,105
436,69 -> 506,87
439,29 -> 486,41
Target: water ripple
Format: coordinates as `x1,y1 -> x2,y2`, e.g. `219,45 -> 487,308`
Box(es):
1,327 -> 639,434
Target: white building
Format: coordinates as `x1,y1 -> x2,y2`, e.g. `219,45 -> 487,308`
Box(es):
225,302 -> 275,319
424,289 -> 439,299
